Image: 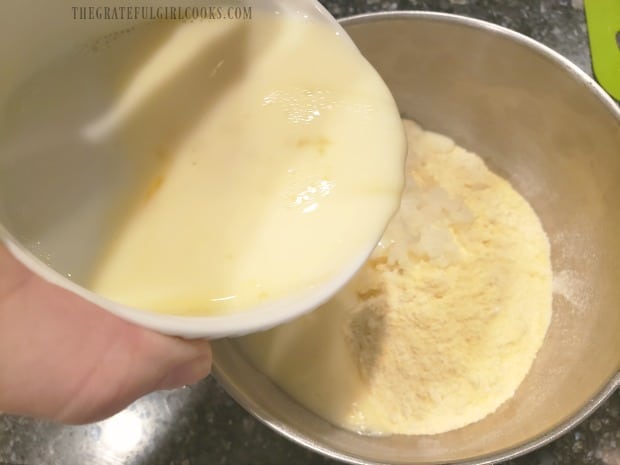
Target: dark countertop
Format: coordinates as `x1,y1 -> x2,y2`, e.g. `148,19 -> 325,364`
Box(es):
1,1 -> 618,465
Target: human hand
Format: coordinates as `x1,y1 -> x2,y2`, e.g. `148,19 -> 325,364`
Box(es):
0,245 -> 211,424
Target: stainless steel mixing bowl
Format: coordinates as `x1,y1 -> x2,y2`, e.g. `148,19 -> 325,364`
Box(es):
212,12 -> 620,465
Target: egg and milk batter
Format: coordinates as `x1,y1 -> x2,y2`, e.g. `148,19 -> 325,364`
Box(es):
77,14 -> 406,314
239,120 -> 552,435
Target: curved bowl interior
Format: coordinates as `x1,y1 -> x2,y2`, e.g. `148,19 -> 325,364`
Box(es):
213,12 -> 620,465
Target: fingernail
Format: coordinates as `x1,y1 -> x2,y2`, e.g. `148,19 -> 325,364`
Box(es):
156,354 -> 212,390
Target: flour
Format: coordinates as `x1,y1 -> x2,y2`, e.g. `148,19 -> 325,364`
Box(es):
238,119 -> 553,435
552,268 -> 590,313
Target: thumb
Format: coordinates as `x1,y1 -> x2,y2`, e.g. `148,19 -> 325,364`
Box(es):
0,243 -> 214,425
58,330 -> 213,424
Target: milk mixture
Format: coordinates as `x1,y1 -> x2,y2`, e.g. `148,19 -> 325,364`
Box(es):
3,14 -> 405,315
239,120 -> 553,435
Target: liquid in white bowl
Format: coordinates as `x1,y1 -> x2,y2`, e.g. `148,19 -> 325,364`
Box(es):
1,12 -> 406,323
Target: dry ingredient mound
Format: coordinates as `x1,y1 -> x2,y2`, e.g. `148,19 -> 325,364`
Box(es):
238,119 -> 552,435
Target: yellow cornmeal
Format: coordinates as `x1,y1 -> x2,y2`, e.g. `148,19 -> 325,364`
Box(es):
238,119 -> 553,435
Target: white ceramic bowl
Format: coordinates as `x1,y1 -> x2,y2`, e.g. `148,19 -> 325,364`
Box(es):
0,1 -> 393,338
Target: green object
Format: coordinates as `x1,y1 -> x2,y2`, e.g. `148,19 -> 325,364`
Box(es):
584,0 -> 620,100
